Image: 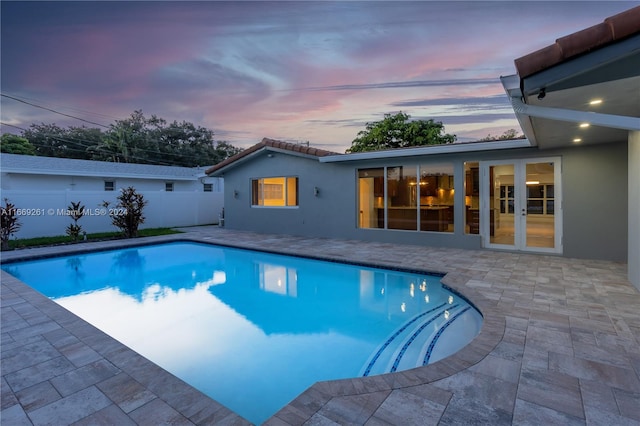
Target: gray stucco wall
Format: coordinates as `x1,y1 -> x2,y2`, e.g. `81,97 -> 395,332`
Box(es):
220,142 -> 628,262
562,142 -> 628,262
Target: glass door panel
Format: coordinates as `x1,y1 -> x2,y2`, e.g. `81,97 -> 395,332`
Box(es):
525,162 -> 555,249
490,164 -> 515,246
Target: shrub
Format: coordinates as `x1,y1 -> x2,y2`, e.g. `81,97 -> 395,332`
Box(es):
65,201 -> 85,241
102,187 -> 147,238
1,198 -> 22,251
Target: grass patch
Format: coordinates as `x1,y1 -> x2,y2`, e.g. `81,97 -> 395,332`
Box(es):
7,227 -> 182,249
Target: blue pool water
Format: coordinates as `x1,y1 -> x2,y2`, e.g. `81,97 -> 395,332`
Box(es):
2,242 -> 482,424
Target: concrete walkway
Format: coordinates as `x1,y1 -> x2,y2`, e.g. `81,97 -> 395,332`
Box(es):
1,227 -> 639,425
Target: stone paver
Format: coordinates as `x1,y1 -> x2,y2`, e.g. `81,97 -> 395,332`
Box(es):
1,226 -> 639,425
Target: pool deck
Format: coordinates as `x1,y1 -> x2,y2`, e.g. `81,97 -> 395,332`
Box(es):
1,226 -> 639,425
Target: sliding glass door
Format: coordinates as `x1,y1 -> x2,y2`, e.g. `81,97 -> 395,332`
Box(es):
480,158 -> 562,253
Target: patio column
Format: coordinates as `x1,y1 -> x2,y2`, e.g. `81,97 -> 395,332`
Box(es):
629,130 -> 640,291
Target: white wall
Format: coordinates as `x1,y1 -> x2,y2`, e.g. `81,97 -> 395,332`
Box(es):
629,131 -> 640,291
0,189 -> 224,239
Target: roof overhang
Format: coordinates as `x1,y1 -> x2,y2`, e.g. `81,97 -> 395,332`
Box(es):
0,168 -> 199,181
505,32 -> 640,150
319,138 -> 533,163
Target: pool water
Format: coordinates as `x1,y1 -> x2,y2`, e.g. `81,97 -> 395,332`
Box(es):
2,242 -> 482,424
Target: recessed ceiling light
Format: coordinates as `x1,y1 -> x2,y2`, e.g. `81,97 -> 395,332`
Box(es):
579,123 -> 590,128
573,138 -> 582,143
589,99 -> 603,105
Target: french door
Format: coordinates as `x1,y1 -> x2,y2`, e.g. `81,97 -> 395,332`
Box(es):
480,158 -> 562,254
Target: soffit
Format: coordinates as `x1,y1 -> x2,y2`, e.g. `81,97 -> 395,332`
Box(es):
525,74 -> 639,149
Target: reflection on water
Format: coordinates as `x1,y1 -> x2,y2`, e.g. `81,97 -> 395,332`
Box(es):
2,242 -> 478,424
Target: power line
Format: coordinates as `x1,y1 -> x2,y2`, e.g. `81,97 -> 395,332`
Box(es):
0,122 -> 28,132
1,94 -> 119,122
1,93 -> 111,129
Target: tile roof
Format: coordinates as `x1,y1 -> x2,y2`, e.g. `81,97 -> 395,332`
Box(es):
205,138 -> 341,175
0,153 -> 206,180
514,5 -> 640,78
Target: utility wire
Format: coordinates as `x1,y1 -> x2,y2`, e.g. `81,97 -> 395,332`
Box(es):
2,94 -> 119,122
1,93 -> 110,129
0,122 -> 28,132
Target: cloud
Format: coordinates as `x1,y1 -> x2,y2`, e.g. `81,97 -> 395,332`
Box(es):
392,94 -> 510,108
436,113 -> 517,126
289,78 -> 500,92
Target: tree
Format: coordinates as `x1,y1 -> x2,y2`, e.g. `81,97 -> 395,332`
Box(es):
0,134 -> 36,155
346,112 -> 456,153
480,129 -> 524,141
17,110 -> 242,166
21,123 -> 102,159
93,110 -> 242,166
102,187 -> 147,238
1,198 -> 22,251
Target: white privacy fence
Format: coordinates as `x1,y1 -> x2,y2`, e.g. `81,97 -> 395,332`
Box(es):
0,190 -> 224,239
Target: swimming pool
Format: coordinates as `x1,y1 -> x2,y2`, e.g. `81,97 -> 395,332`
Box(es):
2,241 -> 482,424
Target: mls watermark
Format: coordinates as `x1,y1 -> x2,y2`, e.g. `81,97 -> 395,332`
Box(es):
2,208 -> 127,217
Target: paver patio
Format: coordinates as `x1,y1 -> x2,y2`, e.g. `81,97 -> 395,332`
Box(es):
2,226 -> 639,425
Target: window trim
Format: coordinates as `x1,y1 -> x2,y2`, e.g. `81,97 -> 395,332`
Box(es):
165,182 -> 174,192
104,181 -> 115,191
250,176 -> 299,208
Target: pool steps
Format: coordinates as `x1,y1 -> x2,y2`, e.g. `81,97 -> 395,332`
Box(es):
361,303 -> 469,376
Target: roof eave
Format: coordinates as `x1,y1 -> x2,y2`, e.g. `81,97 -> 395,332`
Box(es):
319,139 -> 533,163
1,168 -> 199,181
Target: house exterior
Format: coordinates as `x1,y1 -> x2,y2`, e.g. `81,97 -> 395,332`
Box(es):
207,6 -> 640,290
1,153 -> 224,238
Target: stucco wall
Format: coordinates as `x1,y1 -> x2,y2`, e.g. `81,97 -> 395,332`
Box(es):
562,142 -> 628,262
220,143 -> 628,262
628,131 -> 640,290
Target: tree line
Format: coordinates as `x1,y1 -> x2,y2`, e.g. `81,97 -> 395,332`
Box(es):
0,110 -> 242,167
1,110 -> 524,163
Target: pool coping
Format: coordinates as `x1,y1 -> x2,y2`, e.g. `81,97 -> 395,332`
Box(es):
1,232 -> 504,425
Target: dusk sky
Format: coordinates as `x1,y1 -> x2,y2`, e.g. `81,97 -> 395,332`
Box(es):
1,1 -> 637,152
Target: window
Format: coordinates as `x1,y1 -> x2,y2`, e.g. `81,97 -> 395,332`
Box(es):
419,164 -> 454,232
358,168 -> 384,229
251,177 -> 298,207
203,183 -> 213,192
387,166 -> 417,230
499,185 -> 515,214
165,182 -> 174,192
527,184 -> 554,215
104,181 -> 115,191
357,164 -> 454,233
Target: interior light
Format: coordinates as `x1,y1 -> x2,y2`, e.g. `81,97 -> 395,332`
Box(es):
589,99 -> 602,105
526,180 -> 540,185
424,295 -> 430,303
401,302 -> 406,312
579,123 -> 590,128
448,295 -> 454,304
444,310 -> 450,319
573,138 -> 582,143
